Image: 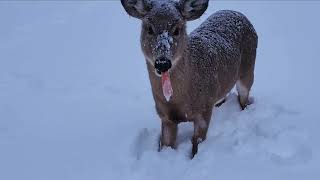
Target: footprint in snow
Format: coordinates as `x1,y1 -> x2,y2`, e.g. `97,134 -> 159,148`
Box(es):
131,128 -> 160,160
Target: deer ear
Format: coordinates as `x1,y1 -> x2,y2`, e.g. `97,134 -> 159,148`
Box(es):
121,0 -> 151,19
179,0 -> 209,21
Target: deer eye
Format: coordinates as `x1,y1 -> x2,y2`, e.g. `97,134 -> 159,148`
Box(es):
173,27 -> 180,36
147,26 -> 155,35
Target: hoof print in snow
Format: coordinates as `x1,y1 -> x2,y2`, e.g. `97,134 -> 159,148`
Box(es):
131,128 -> 160,159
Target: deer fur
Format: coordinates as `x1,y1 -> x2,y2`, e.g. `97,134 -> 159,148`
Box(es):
121,0 -> 258,157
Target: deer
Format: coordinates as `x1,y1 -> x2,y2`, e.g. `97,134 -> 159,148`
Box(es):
121,0 -> 258,158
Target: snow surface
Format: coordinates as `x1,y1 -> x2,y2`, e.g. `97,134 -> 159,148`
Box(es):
1,1 -> 320,180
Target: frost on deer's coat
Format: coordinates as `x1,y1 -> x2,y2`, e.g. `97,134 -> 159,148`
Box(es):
185,10 -> 257,106
121,0 -> 258,157
155,31 -> 173,55
189,10 -> 257,69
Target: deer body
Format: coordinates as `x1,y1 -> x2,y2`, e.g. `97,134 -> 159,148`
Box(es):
121,0 -> 258,157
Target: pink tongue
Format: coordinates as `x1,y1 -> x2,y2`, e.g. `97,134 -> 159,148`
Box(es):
161,71 -> 173,102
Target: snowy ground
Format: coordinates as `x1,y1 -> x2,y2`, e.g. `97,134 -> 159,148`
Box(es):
1,1 -> 320,180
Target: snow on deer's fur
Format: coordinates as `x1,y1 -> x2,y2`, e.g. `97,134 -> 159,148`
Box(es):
121,0 -> 258,158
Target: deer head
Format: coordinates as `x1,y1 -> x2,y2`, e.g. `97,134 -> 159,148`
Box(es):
121,0 -> 209,76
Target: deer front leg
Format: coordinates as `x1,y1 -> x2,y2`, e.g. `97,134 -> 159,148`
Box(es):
191,110 -> 212,158
159,120 -> 177,150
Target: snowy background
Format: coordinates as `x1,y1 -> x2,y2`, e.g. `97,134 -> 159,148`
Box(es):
0,1 -> 319,180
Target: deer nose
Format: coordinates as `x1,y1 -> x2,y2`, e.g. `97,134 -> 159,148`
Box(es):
155,57 -> 172,74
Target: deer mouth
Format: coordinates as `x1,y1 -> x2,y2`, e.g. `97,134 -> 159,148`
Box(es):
155,69 -> 162,77
154,68 -> 173,101
154,57 -> 173,101
161,71 -> 173,102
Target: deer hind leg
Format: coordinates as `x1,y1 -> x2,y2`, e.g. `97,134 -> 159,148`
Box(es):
191,109 -> 212,158
237,48 -> 256,110
236,79 -> 251,110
